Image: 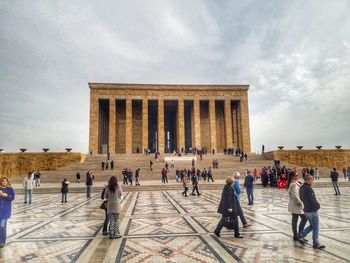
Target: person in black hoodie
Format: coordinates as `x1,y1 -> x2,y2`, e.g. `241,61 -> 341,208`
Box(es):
214,177 -> 242,238
299,175 -> 325,250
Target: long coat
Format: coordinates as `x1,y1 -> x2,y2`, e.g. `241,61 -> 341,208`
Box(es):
218,184 -> 239,217
105,185 -> 123,214
287,181 -> 304,214
0,187 -> 15,219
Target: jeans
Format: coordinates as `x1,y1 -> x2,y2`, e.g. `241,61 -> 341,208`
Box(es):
332,181 -> 341,195
103,209 -> 109,233
292,213 -> 307,238
24,189 -> 32,203
246,187 -> 254,204
35,178 -> 40,187
0,219 -> 7,245
162,175 -> 168,183
86,186 -> 92,198
237,202 -> 247,225
61,193 -> 67,202
300,212 -> 320,246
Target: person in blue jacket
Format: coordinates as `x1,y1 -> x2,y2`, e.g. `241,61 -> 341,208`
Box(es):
233,172 -> 252,228
0,176 -> 15,248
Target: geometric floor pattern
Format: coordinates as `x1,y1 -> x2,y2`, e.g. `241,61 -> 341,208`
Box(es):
0,187 -> 349,262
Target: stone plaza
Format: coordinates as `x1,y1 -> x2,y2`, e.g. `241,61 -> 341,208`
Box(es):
1,185 -> 349,263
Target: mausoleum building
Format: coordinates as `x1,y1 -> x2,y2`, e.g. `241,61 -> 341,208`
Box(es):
88,83 -> 251,154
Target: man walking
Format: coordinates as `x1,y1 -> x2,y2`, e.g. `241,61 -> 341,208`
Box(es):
191,174 -> 201,196
150,160 -> 153,171
207,168 -> 214,182
330,168 -> 341,195
244,171 -> 254,205
23,172 -> 34,204
299,175 -> 325,249
161,168 -> 168,184
135,168 -> 140,186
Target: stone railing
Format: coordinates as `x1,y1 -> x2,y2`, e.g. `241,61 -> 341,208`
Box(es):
0,152 -> 86,178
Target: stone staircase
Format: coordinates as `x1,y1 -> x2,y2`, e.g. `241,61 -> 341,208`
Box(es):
12,153 -> 331,184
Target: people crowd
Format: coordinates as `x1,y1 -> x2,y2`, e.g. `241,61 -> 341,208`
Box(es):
1,150 -> 347,253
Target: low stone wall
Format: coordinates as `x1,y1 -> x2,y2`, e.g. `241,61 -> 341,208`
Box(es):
0,152 -> 86,178
264,149 -> 350,171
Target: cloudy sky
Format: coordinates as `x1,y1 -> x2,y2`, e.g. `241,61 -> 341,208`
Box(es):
1,0 -> 349,153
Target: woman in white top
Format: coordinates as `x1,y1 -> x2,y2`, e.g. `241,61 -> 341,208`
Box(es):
287,172 -> 307,241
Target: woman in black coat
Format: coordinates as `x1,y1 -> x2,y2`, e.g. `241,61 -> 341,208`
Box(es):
214,177 -> 242,238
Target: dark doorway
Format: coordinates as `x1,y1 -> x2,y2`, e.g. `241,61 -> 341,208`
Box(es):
184,101 -> 193,150
98,99 -> 109,154
148,100 -> 158,152
164,100 -> 178,153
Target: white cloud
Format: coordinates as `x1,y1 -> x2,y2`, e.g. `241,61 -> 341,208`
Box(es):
0,0 -> 349,152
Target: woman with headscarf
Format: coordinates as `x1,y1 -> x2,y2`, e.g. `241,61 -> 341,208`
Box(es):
0,176 -> 15,248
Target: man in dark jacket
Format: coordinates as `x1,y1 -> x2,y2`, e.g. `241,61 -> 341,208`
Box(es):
214,177 -> 241,238
330,168 -> 340,195
191,174 -> 201,196
299,175 -> 325,250
244,171 -> 254,205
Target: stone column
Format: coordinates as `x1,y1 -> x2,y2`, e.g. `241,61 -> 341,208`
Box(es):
194,98 -> 201,149
89,94 -> 99,154
142,98 -> 148,151
125,98 -> 132,154
231,103 -> 239,148
177,97 -> 185,151
240,94 -> 251,153
108,98 -> 116,154
209,99 -> 217,152
158,97 -> 164,154
224,98 -> 233,149
237,102 -> 243,150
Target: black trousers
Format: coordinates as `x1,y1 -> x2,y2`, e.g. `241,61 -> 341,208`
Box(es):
214,216 -> 239,237
292,213 -> 307,238
192,185 -> 200,195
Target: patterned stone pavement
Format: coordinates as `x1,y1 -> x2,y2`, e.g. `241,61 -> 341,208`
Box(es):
0,186 -> 349,263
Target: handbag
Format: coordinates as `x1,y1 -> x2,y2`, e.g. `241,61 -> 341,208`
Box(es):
223,215 -> 237,230
100,201 -> 107,210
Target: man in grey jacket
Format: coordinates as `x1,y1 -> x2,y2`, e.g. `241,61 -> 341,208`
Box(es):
299,175 -> 325,250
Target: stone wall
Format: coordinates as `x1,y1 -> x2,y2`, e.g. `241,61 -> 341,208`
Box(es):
264,149 -> 350,171
0,152 -> 86,178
